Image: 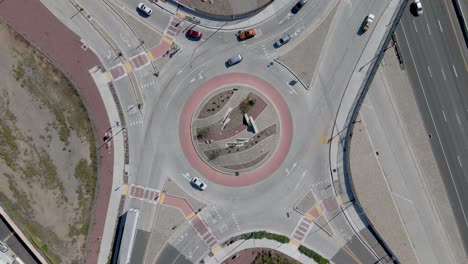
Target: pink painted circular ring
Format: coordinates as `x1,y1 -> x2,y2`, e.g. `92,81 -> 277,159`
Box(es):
179,73 -> 293,186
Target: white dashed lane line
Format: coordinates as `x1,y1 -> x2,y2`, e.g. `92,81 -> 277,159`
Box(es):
452,64 -> 458,78
438,19 -> 443,32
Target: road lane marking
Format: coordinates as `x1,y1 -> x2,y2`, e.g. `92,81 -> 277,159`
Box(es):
413,20 -> 418,32
426,23 -> 432,35
443,0 -> 468,72
458,155 -> 463,167
442,67 -> 446,80
401,21 -> 468,231
452,64 -> 458,78
159,193 -> 166,204
342,244 -> 363,264
443,110 -> 447,122
456,112 -> 461,125
427,65 -> 432,77
438,19 -> 443,32
392,192 -> 414,204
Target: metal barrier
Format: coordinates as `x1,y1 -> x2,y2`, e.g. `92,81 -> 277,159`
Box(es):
337,0 -> 409,263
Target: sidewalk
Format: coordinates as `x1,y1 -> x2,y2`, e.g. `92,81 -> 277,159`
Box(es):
152,0 -> 292,30
327,0 -> 403,260
203,239 -> 315,264
90,69 -> 126,264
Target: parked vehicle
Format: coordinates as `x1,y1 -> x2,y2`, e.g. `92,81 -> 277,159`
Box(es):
0,241 -> 8,253
186,29 -> 203,40
237,28 -> 257,40
362,14 -> 375,32
292,0 -> 308,13
137,3 -> 152,16
191,177 -> 207,190
414,0 -> 423,16
226,54 -> 243,66
275,35 -> 291,47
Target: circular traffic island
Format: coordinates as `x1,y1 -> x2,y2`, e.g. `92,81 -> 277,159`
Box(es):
180,73 -> 292,186
193,85 -> 280,174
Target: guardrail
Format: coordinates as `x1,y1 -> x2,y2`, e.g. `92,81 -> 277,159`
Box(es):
452,0 -> 468,47
337,0 -> 409,263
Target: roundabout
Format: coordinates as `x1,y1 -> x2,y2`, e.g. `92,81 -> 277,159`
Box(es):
179,72 -> 293,186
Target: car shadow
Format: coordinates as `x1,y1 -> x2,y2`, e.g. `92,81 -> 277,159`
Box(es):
190,182 -> 203,191
357,20 -> 368,36
409,4 -> 419,17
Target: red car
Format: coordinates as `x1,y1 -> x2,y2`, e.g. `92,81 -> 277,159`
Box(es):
186,29 -> 202,40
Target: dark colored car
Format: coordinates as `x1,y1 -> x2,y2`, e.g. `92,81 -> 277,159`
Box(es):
292,0 -> 308,13
186,29 -> 202,40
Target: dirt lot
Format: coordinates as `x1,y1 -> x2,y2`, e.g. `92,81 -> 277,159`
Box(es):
0,20 -> 96,264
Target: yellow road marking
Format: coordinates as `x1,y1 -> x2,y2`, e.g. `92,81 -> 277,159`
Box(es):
147,51 -> 154,61
3,232 -> 14,242
176,11 -> 187,19
124,61 -> 133,73
104,72 -> 112,82
212,245 -> 221,253
159,193 -> 166,204
290,240 -> 300,247
337,194 -> 343,205
343,244 -> 363,264
186,212 -> 195,219
315,203 -> 322,215
163,37 -> 173,45
443,0 -> 468,72
121,184 -> 128,195
305,212 -> 316,221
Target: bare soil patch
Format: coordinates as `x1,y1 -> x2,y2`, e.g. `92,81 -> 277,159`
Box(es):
0,20 -> 96,264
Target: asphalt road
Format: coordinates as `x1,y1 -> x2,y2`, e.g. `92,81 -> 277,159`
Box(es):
37,0 -> 396,262
395,0 -> 468,258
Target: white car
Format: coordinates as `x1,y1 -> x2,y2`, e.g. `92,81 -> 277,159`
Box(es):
191,177 -> 207,190
137,3 -> 152,16
414,0 -> 423,16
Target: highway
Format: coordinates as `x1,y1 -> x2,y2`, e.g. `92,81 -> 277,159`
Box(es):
395,0 -> 468,259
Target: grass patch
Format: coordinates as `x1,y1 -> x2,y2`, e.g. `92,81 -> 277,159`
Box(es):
37,150 -> 67,202
12,63 -> 25,81
253,250 -> 300,264
298,245 -> 329,264
74,159 -> 96,195
223,231 -> 290,246
0,121 -> 19,169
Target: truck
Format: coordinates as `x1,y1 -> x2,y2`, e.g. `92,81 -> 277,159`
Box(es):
362,14 -> 375,32
237,28 -> 257,40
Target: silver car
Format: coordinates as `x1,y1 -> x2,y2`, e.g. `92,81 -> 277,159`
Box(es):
0,241 -> 8,253
227,54 -> 243,66
275,35 -> 290,47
